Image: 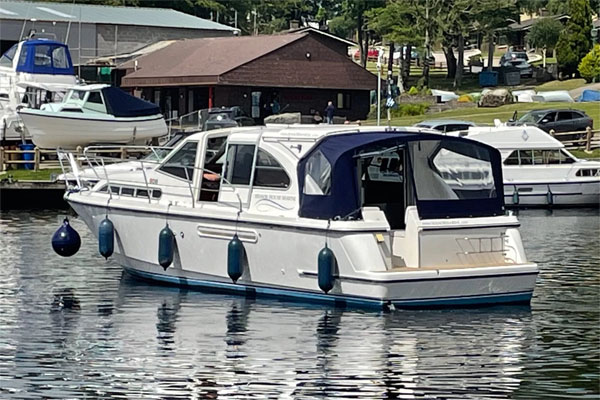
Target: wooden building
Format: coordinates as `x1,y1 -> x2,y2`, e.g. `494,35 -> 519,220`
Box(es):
119,29 -> 377,122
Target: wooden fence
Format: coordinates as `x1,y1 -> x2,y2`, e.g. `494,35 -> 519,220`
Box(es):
549,127 -> 599,152
0,146 -> 155,172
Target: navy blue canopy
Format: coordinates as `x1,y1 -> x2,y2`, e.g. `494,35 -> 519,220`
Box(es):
15,39 -> 74,75
102,86 -> 161,117
297,131 -> 504,221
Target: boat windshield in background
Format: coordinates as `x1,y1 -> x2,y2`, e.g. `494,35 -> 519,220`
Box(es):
14,39 -> 74,75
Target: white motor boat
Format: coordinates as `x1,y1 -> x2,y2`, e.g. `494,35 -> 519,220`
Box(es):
58,125 -> 538,309
443,126 -> 600,207
19,84 -> 168,149
0,38 -> 77,143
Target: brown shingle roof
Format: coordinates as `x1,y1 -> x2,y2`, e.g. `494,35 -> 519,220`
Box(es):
121,33 -> 306,87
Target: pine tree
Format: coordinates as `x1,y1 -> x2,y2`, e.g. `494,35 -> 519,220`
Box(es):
555,0 -> 593,77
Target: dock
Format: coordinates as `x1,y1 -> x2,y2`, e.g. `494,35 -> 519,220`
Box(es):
0,180 -> 67,210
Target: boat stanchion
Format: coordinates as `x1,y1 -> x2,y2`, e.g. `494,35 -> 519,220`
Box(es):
51,217 -> 81,257
512,187 -> 519,205
158,224 -> 175,270
227,234 -> 244,283
318,245 -> 336,293
546,189 -> 554,205
98,217 -> 114,259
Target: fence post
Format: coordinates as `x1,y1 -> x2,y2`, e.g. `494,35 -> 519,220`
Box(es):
121,147 -> 128,160
585,127 -> 592,153
549,129 -> 555,137
34,147 -> 40,172
0,147 -> 4,172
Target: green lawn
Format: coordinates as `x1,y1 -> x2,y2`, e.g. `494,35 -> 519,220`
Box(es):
364,101 -> 600,127
0,168 -> 62,181
535,78 -> 587,92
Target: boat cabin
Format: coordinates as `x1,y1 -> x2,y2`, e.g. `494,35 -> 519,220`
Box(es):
42,84 -> 161,117
102,126 -> 504,230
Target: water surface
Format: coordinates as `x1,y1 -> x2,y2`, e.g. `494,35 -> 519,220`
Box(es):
0,209 -> 598,399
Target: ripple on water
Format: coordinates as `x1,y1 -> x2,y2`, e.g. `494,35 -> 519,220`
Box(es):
0,209 -> 597,399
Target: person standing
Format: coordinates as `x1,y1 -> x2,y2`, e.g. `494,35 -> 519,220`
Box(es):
324,101 -> 335,124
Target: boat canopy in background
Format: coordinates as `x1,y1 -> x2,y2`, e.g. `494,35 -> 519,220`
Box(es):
15,39 -> 74,75
578,89 -> 600,102
297,131 -> 504,220
101,86 -> 161,117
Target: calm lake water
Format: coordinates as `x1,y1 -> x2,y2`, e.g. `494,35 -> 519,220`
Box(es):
0,209 -> 598,399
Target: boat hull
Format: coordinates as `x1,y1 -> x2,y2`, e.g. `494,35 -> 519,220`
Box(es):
69,199 -> 538,310
504,180 -> 600,207
19,110 -> 167,149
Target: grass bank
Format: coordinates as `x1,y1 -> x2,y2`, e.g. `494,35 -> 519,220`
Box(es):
363,101 -> 600,127
0,168 -> 62,181
535,79 -> 587,92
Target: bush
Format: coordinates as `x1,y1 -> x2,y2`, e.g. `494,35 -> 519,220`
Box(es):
407,86 -> 420,95
578,44 -> 600,83
368,102 -> 430,120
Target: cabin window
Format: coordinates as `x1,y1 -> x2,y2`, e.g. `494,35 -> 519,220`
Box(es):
576,168 -> 600,177
410,140 -> 495,201
34,45 -> 51,66
224,144 -> 255,185
136,189 -> 149,198
84,91 -> 106,113
504,151 -> 519,165
304,150 -> 331,195
17,46 -> 28,67
151,189 -> 162,198
253,149 -> 290,189
97,184 -> 108,192
159,141 -> 198,181
560,150 -> 576,164
51,46 -> 69,68
110,186 -> 120,195
0,44 -> 17,67
121,187 -> 134,196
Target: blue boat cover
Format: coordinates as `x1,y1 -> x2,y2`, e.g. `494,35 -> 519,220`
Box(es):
102,86 -> 160,117
297,131 -> 504,220
578,89 -> 600,102
15,39 -> 74,75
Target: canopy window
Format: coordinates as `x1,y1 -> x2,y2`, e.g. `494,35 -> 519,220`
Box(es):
297,132 -> 504,221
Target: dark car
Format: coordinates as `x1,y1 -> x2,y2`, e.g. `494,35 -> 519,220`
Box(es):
201,106 -> 255,131
508,109 -> 594,133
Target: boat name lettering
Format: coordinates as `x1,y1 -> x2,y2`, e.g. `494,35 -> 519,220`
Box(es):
254,193 -> 296,202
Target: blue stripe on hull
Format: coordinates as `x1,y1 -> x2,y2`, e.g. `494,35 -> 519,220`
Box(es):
123,267 -> 533,311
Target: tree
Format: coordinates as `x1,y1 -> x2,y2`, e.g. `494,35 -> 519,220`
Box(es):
556,0 -> 593,77
578,44 -> 600,82
527,17 -> 563,66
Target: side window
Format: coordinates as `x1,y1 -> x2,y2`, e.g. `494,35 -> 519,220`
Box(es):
0,44 -> 17,67
557,111 -> 572,121
519,150 -> 533,165
560,149 -> 576,164
51,46 -> 68,68
532,150 -> 544,165
543,150 -> 561,164
543,112 -> 556,123
84,91 -> 106,113
224,144 -> 255,185
17,46 -> 28,67
304,150 -> 331,195
159,141 -> 198,181
253,149 -> 290,189
504,150 -> 519,165
34,45 -> 51,66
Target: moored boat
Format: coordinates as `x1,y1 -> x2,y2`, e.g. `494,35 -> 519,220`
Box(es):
19,84 -> 167,148
57,125 -> 539,309
440,126 -> 600,207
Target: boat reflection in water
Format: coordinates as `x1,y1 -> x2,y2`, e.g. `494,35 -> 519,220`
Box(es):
110,276 -> 532,399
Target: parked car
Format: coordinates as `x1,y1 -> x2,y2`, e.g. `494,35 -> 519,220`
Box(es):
201,106 -> 254,131
414,119 -> 477,133
500,50 -> 529,65
505,59 -> 533,78
508,109 -> 593,133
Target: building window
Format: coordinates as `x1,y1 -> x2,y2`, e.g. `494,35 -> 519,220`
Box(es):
224,144 -> 256,185
337,93 -> 351,110
253,149 -> 290,189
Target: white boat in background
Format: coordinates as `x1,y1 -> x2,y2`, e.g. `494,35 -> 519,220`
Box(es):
56,125 -> 539,309
444,126 -> 600,207
19,84 -> 167,149
0,37 -> 76,143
